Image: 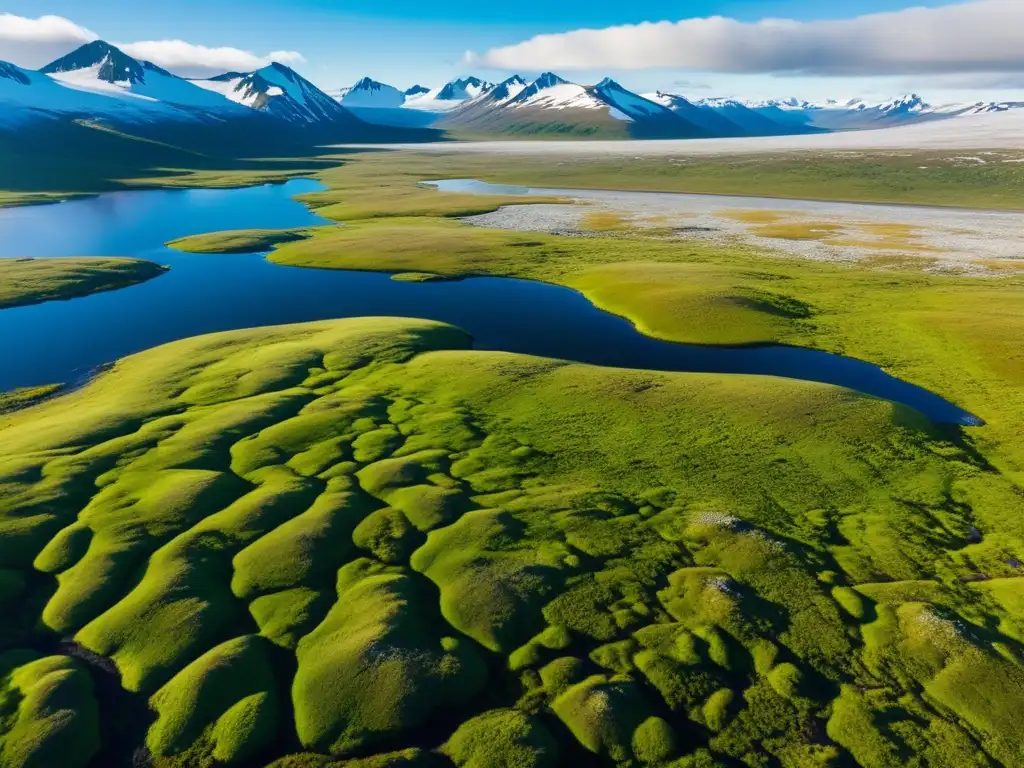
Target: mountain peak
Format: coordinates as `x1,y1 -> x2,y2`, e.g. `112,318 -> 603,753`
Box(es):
41,40 -> 147,86
436,76 -> 492,101
404,84 -> 429,96
534,72 -> 567,89
486,74 -> 529,102
338,76 -> 405,108
263,62 -> 298,75
352,76 -> 384,89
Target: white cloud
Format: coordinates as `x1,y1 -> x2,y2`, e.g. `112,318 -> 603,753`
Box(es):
0,14 -> 304,77
0,13 -> 96,68
119,40 -> 305,78
472,1 -> 1024,77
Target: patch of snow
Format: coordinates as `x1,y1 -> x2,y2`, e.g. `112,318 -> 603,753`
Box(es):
608,106 -> 632,121
514,83 -> 604,111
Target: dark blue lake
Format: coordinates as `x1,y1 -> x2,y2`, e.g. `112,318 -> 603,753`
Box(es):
0,180 -> 979,425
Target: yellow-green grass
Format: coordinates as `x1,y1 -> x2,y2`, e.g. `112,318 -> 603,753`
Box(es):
2,317 -> 1023,765
0,384 -> 63,414
0,651 -> 100,768
166,228 -> 316,255
169,152 -> 1024,486
579,210 -> 631,231
389,272 -> 450,282
0,257 -> 167,309
718,209 -> 789,224
751,221 -> 846,241
7,148 -> 1024,766
344,148 -> 1024,210
720,212 -> 938,252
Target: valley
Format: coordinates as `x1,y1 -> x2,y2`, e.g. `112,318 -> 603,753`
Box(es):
2,36 -> 1024,768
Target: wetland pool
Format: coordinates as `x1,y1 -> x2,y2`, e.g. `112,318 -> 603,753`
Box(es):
0,179 -> 979,424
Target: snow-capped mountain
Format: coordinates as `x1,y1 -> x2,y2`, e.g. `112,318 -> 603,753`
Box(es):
193,63 -> 361,125
40,41 -> 241,111
440,72 -> 707,139
404,76 -> 494,111
644,91 -> 746,136
404,85 -> 429,97
337,77 -> 405,108
876,94 -> 930,117
692,97 -> 802,136
485,75 -> 528,104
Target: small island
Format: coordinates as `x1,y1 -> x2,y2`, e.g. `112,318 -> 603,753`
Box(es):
0,257 -> 168,310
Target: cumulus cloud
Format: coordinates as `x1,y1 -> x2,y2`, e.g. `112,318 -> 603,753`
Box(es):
119,41 -> 305,78
471,1 -> 1024,77
0,14 -> 304,77
0,13 -> 96,67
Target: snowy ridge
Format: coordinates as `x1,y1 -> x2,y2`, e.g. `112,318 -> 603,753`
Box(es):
40,41 -> 239,111
1,56 -> 215,126
193,63 -> 358,125
404,76 -> 494,111
439,72 -> 709,139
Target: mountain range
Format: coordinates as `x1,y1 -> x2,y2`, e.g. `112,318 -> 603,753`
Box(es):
0,40 -> 436,160
336,74 -> 1024,139
2,39 -> 1023,150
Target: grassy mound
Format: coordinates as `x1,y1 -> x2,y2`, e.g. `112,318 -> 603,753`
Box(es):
0,256 -> 167,309
0,316 -> 1022,765
167,228 -> 314,254
0,651 -> 99,768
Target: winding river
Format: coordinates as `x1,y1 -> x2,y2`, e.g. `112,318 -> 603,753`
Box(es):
0,179 -> 979,425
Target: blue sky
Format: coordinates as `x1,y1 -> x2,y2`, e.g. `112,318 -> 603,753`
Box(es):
3,1 -> 1023,102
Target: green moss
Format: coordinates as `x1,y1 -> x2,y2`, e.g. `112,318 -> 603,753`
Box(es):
292,558 -> 485,755
538,657 -> 587,697
826,685 -> 902,768
231,487 -> 373,598
351,507 -> 422,564
702,688 -> 735,732
552,675 -> 652,762
147,634 -> 279,764
0,652 -> 99,768
443,708 -> 558,767
631,716 -> 676,764
411,509 -> 569,653
766,663 -> 803,699
0,309 -> 1022,764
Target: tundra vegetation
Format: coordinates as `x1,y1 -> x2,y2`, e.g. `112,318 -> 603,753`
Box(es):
0,257 -> 166,310
1,149 -> 1023,767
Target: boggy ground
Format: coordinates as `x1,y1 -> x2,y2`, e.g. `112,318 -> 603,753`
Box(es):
2,316 -> 1024,768
171,151 -> 1024,486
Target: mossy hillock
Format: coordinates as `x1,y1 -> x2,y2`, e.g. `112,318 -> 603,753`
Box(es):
0,316 -> 1021,765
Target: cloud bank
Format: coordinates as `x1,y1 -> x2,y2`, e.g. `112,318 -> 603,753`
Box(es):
0,13 -> 95,67
472,1 -> 1024,76
0,14 -> 304,76
119,41 -> 305,78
